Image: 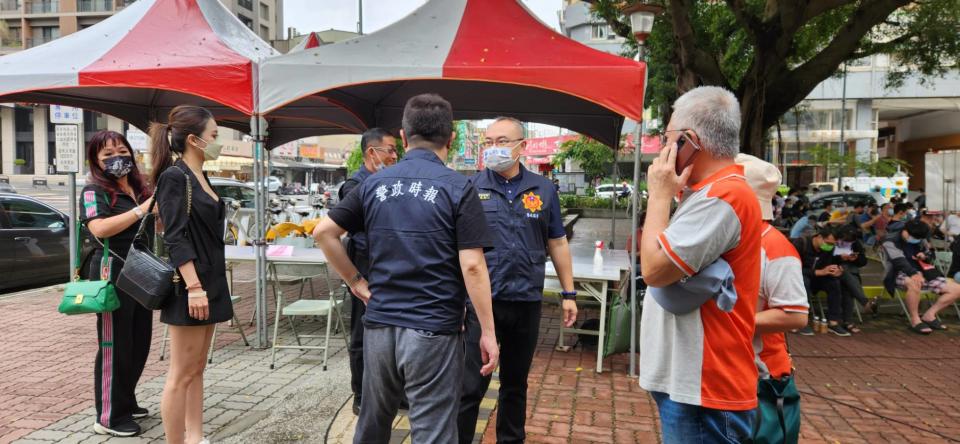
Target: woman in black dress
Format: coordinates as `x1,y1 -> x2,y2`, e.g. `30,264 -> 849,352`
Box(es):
149,105 -> 232,444
80,130 -> 155,438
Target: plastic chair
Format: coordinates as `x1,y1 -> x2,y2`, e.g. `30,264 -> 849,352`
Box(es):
268,262 -> 348,370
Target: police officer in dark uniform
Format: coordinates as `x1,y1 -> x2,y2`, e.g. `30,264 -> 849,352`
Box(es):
314,94 -> 500,442
458,117 -> 578,444
338,127 -> 398,415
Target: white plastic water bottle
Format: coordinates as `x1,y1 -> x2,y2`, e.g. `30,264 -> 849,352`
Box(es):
593,240 -> 604,272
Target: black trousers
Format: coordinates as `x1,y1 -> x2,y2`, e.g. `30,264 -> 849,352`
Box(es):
806,275 -> 853,324
349,289 -> 366,401
839,267 -> 868,306
94,291 -> 152,427
458,300 -> 541,444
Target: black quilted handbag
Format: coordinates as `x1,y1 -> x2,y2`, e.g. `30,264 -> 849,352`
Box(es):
116,167 -> 191,310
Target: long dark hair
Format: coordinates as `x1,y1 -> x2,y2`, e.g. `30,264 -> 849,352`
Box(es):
86,130 -> 151,206
149,105 -> 214,185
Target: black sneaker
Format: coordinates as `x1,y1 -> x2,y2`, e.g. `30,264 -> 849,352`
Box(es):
93,420 -> 141,437
132,406 -> 149,419
795,326 -> 815,336
828,324 -> 851,337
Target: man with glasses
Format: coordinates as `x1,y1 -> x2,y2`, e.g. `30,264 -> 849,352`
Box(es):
457,117 -> 577,444
639,86 -> 763,443
338,127 -> 398,415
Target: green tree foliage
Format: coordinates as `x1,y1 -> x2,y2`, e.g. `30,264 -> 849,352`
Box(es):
553,136 -> 614,179
586,0 -> 960,157
808,144 -> 910,177
345,141 -> 363,175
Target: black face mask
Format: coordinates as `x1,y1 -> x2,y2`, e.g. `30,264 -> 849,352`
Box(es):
103,155 -> 134,179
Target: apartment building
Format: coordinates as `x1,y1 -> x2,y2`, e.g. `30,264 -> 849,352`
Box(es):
0,0 -> 283,176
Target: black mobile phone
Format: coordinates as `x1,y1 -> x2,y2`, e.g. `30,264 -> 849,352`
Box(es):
674,133 -> 699,176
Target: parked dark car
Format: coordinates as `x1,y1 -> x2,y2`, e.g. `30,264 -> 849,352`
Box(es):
0,192 -> 91,292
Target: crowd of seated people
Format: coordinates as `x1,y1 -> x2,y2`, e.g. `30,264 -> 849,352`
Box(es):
769,188 -> 960,336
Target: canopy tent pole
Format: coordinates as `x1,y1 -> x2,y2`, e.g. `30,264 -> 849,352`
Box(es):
251,116 -> 270,348
629,49 -> 649,378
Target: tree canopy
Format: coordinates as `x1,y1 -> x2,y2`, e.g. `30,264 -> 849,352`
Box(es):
553,136 -> 616,179
586,0 -> 960,157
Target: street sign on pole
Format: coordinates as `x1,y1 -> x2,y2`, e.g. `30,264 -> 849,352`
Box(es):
126,127 -> 148,152
55,125 -> 82,173
50,105 -> 84,125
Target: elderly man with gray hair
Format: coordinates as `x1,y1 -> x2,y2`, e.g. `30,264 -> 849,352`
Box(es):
639,86 -> 763,443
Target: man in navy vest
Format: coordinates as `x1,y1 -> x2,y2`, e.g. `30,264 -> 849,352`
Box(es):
314,94 -> 499,442
339,127 -> 398,415
457,117 -> 578,444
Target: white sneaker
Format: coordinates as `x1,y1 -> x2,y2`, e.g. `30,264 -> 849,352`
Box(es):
199,438 -> 210,444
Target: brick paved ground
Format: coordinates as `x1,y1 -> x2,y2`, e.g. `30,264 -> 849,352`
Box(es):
479,302 -> 960,444
0,265 -> 352,444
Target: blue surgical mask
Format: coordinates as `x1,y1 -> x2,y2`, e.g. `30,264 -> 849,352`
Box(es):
906,234 -> 922,244
887,209 -> 895,216
483,147 -> 517,173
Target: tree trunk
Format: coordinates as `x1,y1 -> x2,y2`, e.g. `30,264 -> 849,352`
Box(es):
738,87 -> 766,158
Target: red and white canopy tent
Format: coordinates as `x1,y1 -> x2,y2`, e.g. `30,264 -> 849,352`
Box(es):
259,0 -> 646,149
0,0 -> 363,144
260,0 -> 649,373
0,0 -> 357,347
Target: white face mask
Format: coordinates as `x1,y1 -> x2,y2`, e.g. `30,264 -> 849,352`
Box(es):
369,148 -> 388,172
483,142 -> 523,173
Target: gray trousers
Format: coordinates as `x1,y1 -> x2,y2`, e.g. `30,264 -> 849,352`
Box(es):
355,326 -> 463,444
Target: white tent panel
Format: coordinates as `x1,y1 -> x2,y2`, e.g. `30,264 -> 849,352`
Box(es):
258,0 -> 468,113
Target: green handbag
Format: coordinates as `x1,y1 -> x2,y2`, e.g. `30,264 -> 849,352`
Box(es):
58,229 -> 121,315
603,295 -> 632,357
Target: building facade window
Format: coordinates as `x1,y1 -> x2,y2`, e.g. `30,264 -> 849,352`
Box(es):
591,24 -> 615,40
238,0 -> 252,10
259,24 -> 269,40
83,110 -> 107,143
259,2 -> 268,19
28,0 -> 57,14
14,107 -> 34,174
30,26 -> 59,46
237,13 -> 253,30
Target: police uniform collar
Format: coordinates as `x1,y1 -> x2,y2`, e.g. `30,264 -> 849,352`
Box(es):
493,164 -> 523,185
354,164 -> 372,179
403,148 -> 445,164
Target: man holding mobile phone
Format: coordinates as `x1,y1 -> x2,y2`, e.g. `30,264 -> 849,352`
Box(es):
639,86 -> 763,443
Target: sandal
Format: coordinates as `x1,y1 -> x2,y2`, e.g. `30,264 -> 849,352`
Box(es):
922,317 -> 948,331
844,324 -> 862,334
910,322 -> 933,335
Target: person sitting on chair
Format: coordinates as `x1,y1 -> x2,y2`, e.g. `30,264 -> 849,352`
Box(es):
881,220 -> 960,334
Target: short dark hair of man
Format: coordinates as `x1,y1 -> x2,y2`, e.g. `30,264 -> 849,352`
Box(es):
816,225 -> 836,239
839,224 -> 861,242
361,127 -> 392,153
401,93 -> 453,148
905,219 -> 931,240
894,203 -> 909,215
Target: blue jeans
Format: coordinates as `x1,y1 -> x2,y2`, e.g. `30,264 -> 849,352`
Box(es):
651,392 -> 755,444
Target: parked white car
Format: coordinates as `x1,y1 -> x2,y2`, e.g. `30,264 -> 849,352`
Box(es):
595,183 -> 634,199
245,176 -> 282,193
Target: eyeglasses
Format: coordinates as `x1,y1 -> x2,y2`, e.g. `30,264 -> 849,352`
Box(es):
658,129 -> 701,150
369,145 -> 397,155
481,138 -> 524,149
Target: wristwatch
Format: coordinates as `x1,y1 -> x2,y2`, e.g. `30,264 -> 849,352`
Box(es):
131,206 -> 145,219
349,271 -> 365,286
561,290 -> 577,301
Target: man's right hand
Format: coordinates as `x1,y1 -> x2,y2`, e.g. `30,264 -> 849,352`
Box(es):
478,331 -> 500,376
351,279 -> 372,305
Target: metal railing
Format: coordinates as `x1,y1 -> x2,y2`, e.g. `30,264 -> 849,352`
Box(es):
24,0 -> 57,14
78,0 -> 111,12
